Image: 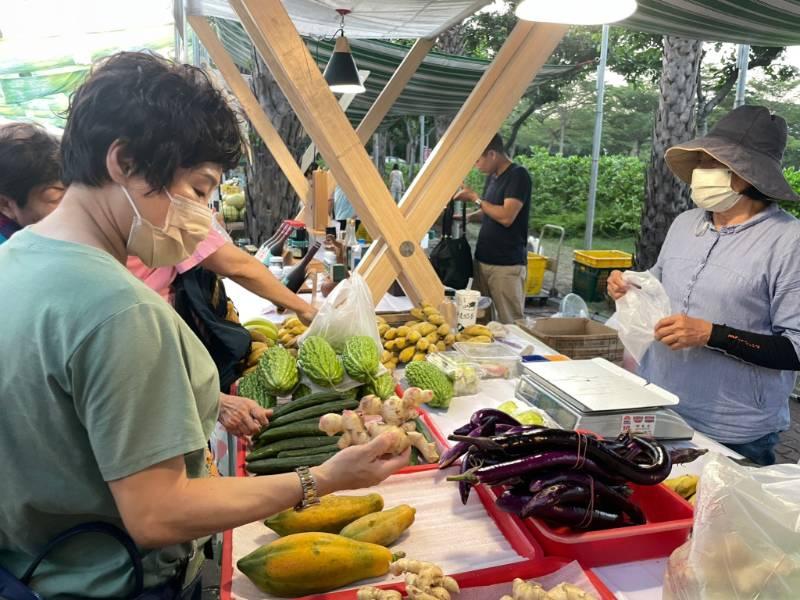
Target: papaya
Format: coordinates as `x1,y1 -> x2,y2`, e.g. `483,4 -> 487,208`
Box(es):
263,493 -> 383,536
339,505 -> 416,546
237,532 -> 397,597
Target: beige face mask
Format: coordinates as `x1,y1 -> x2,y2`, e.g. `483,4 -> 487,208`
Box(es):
690,168 -> 743,213
122,185 -> 212,268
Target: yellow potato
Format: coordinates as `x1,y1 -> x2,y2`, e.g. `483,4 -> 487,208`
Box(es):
396,326 -> 410,338
384,327 -> 398,340
398,346 -> 415,363
416,338 -> 430,352
436,323 -> 451,337
436,341 -> 447,352
394,337 -> 408,350
427,314 -> 445,326
412,353 -> 427,362
407,330 -> 422,343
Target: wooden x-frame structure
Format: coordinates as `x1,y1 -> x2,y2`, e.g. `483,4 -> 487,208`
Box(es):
189,1 -> 567,306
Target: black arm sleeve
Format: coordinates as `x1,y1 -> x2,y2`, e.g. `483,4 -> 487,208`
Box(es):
708,324 -> 800,371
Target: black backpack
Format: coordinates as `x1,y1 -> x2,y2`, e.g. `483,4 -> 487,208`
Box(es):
429,200 -> 473,290
172,267 -> 251,392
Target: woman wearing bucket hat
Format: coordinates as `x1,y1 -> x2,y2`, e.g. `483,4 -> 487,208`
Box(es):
608,105 -> 800,465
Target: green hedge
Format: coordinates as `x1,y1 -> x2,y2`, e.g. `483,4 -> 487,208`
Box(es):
463,148 -> 800,237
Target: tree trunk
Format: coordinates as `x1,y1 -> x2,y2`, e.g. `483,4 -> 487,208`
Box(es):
244,51 -> 308,245
558,118 -> 567,156
430,23 -> 467,145
636,36 -> 702,269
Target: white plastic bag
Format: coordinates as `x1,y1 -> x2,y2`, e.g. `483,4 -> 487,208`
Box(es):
664,453 -> 800,599
613,270 -> 671,363
298,273 -> 381,352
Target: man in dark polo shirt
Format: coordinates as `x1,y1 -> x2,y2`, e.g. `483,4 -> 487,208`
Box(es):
455,133 -> 531,323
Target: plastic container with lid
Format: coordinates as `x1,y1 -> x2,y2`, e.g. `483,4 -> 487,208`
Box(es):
454,342 -> 521,378
425,352 -> 481,396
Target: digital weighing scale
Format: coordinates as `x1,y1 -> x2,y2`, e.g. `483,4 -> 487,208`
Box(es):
515,358 -> 694,440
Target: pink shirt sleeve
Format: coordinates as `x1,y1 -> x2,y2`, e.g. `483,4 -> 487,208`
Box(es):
125,257 -> 177,301
176,226 -> 228,274
126,228 -> 227,301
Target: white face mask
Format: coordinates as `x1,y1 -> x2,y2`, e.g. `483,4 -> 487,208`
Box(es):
122,186 -> 212,268
690,168 -> 742,213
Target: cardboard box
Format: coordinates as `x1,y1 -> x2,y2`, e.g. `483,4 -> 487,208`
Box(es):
517,317 -> 623,364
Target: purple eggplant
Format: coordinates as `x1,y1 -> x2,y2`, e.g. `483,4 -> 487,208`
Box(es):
525,503 -> 626,530
526,482 -> 645,525
448,450 -> 627,486
469,409 -> 521,429
450,429 -> 672,485
669,447 -> 708,465
495,489 -> 532,515
440,418 -> 504,469
458,447 -> 477,505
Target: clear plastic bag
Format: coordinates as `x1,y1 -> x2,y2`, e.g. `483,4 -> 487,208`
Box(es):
298,273 -> 381,352
613,270 -> 671,363
663,453 -> 800,599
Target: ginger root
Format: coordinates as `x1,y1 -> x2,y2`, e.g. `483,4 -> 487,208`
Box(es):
391,559 -> 443,577
335,410 -> 370,448
366,422 -> 412,454
359,394 -> 384,416
357,587 -> 403,600
512,579 -> 547,600
509,578 -> 596,600
403,387 -> 434,407
407,431 -> 440,463
382,395 -> 419,426
392,559 -> 457,600
318,413 -> 343,436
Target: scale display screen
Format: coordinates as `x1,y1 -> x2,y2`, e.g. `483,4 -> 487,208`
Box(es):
516,377 -> 579,430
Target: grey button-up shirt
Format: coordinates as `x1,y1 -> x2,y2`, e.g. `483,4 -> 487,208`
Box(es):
639,204 -> 800,444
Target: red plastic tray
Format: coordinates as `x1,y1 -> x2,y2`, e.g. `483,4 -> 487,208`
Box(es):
221,468 -> 546,600
496,482 -> 694,568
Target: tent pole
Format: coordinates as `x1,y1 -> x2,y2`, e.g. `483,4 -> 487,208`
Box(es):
734,44 -> 750,108
357,21 -> 568,297
419,115 -> 425,166
584,24 -> 609,250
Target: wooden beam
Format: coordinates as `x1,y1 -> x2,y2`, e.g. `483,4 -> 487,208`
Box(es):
189,16 -> 310,203
357,21 -> 568,298
310,169 -> 330,232
300,70 -> 371,173
356,38 -> 435,144
231,0 -> 443,305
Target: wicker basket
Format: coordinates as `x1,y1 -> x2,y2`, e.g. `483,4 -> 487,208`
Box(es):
517,317 -> 624,365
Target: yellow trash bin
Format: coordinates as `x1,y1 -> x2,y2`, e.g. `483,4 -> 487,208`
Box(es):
526,252 -> 547,296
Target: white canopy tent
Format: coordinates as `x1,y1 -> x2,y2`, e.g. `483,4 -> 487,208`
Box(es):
186,0 -> 491,39
183,0 -> 800,305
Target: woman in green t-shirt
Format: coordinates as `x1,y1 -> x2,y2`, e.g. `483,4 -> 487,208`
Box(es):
0,52 -> 408,599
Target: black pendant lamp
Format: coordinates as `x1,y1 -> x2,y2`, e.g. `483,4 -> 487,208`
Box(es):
323,9 -> 365,94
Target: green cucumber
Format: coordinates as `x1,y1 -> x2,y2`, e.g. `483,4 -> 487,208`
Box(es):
268,398 -> 359,428
246,452 -> 337,475
270,390 -> 349,420
277,446 -> 341,459
246,436 -> 340,462
255,419 -> 323,445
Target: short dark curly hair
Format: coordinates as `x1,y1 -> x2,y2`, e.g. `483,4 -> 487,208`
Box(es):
0,122 -> 62,208
61,51 -> 243,191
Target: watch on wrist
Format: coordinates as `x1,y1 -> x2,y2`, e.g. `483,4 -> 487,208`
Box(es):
475,198 -> 483,208
294,466 -> 320,511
